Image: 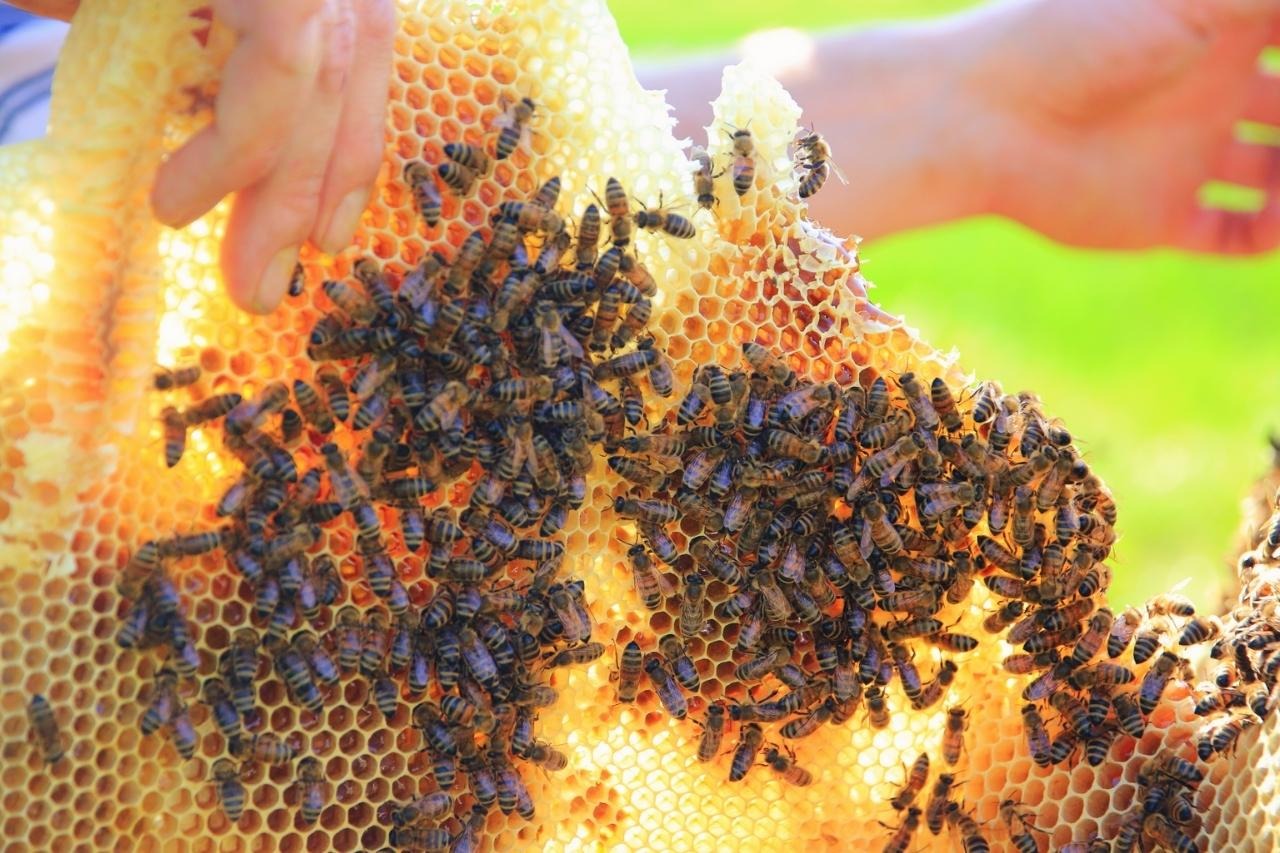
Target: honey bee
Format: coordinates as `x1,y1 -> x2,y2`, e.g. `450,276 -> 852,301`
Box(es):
1148,592 -> 1196,617
202,758 -> 246,824
523,740 -> 569,772
734,645 -> 788,685
154,364 -> 202,391
494,760 -> 536,819
911,659 -> 957,712
674,700 -> 721,765
548,581 -> 593,644
370,671 -> 399,720
634,195 -> 696,239
982,601 -> 1024,635
773,696 -> 834,737
1202,713 -> 1255,759
793,128 -> 847,196
1022,703 -> 1051,766
948,803 -> 991,853
939,705 -> 969,765
225,381 -> 290,437
412,703 -> 459,757
883,617 -> 943,643
764,428 -> 823,463
182,391 -> 242,427
568,203 -> 602,270
1142,814 -> 1198,853
494,95 -> 536,159
614,637 -> 645,701
403,160 -> 442,228
1178,615 -> 1221,646
1111,691 -> 1146,738
1108,606 -> 1142,658
882,807 -> 922,853
728,722 -> 764,782
1081,721 -> 1118,767
1147,748 -> 1204,786
296,756 -> 326,825
444,141 -> 492,176
861,501 -> 903,555
763,745 -> 813,786
389,825 -> 452,851
326,606 -> 361,673
161,406 -> 187,468
1138,651 -> 1181,714
678,573 -> 707,639
690,146 -> 720,212
167,705 -> 198,759
727,126 -> 755,196
458,625 -> 501,691
998,799 -> 1039,850
392,791 -> 453,826
140,667 -> 179,736
313,366 -> 349,422
436,159 -> 477,196
274,642 -> 324,713
548,642 -> 606,668
925,773 -> 957,834
202,677 -> 243,749
658,634 -> 700,691
891,752 -> 930,811
644,653 -> 688,720
27,694 -> 63,765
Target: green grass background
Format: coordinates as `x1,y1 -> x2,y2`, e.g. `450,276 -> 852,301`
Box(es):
609,0 -> 1280,609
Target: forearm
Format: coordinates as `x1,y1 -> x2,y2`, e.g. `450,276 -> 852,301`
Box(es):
638,6 -> 1028,241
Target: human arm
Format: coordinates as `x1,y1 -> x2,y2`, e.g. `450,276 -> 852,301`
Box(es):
642,0 -> 1280,253
14,0 -> 396,313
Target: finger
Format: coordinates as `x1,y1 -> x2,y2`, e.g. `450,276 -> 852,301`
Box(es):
1239,69 -> 1280,126
311,0 -> 396,254
218,1 -> 350,313
1180,200 -> 1280,254
150,0 -> 325,228
1213,138 -> 1280,188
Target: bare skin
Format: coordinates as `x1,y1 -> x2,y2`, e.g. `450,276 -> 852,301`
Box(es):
13,0 -> 1280,312
645,0 -> 1280,253
12,0 -> 395,314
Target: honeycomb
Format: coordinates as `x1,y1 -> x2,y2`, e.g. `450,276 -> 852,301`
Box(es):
1,1 -> 1279,851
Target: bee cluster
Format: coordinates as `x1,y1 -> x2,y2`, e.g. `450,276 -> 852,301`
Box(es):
608,348 -> 1150,793
1180,502 -> 1280,769
112,94 -> 706,848
1089,749 -> 1207,853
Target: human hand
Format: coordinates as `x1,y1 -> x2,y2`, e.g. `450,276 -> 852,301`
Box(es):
150,0 -> 394,313
971,0 -> 1280,254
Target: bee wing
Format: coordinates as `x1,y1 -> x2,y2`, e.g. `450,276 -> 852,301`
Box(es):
557,326 -> 585,360
1167,577 -> 1192,594
829,159 -> 850,186
880,458 -> 911,488
490,102 -> 516,130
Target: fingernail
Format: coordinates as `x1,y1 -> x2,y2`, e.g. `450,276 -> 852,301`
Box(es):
252,246 -> 299,314
319,190 -> 368,254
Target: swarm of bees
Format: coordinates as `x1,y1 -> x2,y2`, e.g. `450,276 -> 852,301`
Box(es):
603,338 -> 1243,849
117,94 -> 705,848
97,75 -> 1270,853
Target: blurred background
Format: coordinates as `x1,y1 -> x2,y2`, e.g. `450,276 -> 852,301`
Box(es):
609,0 -> 1280,610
